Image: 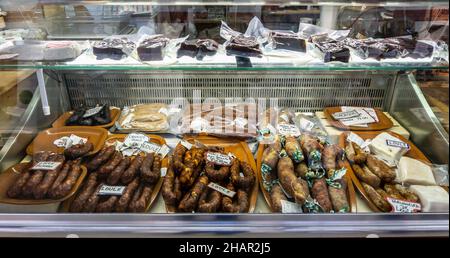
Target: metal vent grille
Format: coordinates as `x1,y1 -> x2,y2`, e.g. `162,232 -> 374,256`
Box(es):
63,71 -> 394,112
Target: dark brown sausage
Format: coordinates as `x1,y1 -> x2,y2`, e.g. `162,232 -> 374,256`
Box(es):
70,172 -> 98,212
52,160 -> 83,199
33,155 -> 65,199
95,196 -> 119,213
198,189 -> 222,213
121,155 -> 144,184
178,176 -> 209,212
129,185 -> 153,212
86,146 -> 115,171
22,154 -> 62,198
7,163 -> 33,198
64,142 -> 94,160
82,184 -> 103,212
115,177 -> 140,212
140,152 -> 155,181
128,183 -> 144,212
47,161 -> 73,199
141,153 -> 161,184
232,160 -> 255,190
205,162 -> 230,183
98,151 -> 123,175
106,157 -> 131,185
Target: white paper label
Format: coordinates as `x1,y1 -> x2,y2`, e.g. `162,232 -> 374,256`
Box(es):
158,144 -> 170,159
180,140 -> 193,150
347,132 -> 366,147
299,118 -> 315,132
206,152 -> 232,166
386,139 -> 410,150
332,110 -> 360,120
277,124 -> 301,137
208,183 -> 236,198
53,134 -> 87,149
97,185 -> 126,196
340,109 -> 376,126
234,117 -> 248,128
31,161 -> 62,171
140,141 -> 161,154
121,148 -> 139,157
160,167 -> 168,177
83,106 -> 103,118
387,197 -> 421,213
281,200 -> 303,214
124,133 -> 149,147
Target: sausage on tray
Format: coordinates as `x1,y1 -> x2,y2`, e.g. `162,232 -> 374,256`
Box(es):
178,176 -> 209,212
141,153 -> 161,184
328,179 -> 349,212
162,158 -> 181,206
351,164 -> 381,188
311,178 -> 333,213
270,184 -> 287,213
231,160 -> 255,190
83,184 -> 103,212
362,182 -> 391,212
198,189 -> 222,213
70,172 -> 98,212
106,157 -> 131,185
98,151 -> 123,176
115,177 -> 140,212
52,159 -> 83,199
129,185 -> 153,212
47,161 -> 72,199
121,155 -> 144,184
33,155 -> 65,199
128,183 -> 144,212
96,196 -> 119,213
64,142 -> 94,160
7,163 -> 33,198
86,146 -> 115,171
21,153 -> 62,198
366,155 -> 396,183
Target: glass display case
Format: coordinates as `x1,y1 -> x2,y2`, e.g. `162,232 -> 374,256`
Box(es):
0,0 -> 448,237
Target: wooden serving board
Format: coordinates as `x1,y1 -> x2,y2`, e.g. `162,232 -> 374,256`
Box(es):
338,131 -> 430,212
26,127 -> 108,156
52,107 -> 121,129
0,162 -> 87,205
60,134 -> 168,213
324,107 -> 393,131
165,135 -> 259,213
256,143 -> 357,213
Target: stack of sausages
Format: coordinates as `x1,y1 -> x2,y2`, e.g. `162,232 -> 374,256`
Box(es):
345,140 -> 419,212
262,134 -> 350,213
69,145 -> 162,213
7,151 -> 84,200
162,142 -> 256,213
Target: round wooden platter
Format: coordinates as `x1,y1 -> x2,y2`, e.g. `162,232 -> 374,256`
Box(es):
0,162 -> 87,205
256,144 -> 357,213
26,126 -> 108,156
338,131 -> 430,212
324,107 -> 393,131
165,135 -> 259,214
52,107 -> 121,129
61,134 -> 168,213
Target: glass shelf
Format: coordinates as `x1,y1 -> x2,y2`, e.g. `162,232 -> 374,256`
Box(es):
35,0 -> 450,8
0,60 -> 448,71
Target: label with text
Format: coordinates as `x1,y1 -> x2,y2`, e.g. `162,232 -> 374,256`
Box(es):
208,183 -> 236,198
82,106 -> 103,118
124,133 -> 149,147
31,161 -> 62,171
97,185 -> 126,196
180,140 -> 193,150
387,198 -> 421,213
299,118 -> 315,132
281,200 -> 303,214
386,139 -> 410,149
277,124 -> 301,137
140,141 -> 162,154
206,152 -> 232,166
332,110 -> 360,120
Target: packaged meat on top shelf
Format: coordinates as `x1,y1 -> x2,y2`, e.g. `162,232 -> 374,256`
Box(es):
340,131 -> 449,213
52,105 -> 120,128
62,133 -> 169,213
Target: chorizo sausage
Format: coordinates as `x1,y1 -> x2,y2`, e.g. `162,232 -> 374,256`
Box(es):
86,146 -> 115,171
106,157 -> 131,185
115,177 -> 140,212
198,189 -> 222,213
47,161 -> 72,199
98,151 -> 123,175
33,155 -> 65,199
70,172 -> 98,212
121,155 -> 144,184
205,162 -> 230,183
311,178 -> 333,213
7,163 -> 33,198
231,160 -> 255,190
83,184 -> 103,212
64,142 -> 94,160
178,176 -> 209,212
351,164 -> 381,188
95,196 -> 119,213
129,185 -> 153,212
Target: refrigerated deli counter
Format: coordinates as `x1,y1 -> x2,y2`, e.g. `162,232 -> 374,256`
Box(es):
0,0 -> 448,237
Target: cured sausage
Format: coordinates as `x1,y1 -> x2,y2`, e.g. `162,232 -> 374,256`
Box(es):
106,157 -> 131,185
178,176 -> 209,212
47,161 -> 72,199
86,146 -> 115,171
98,151 -> 123,175
121,155 -> 144,184
52,160 -> 83,199
198,189 -> 222,213
115,177 -> 140,212
64,142 -> 94,160
7,163 -> 33,198
70,172 -> 98,212
231,160 -> 255,190
311,178 -> 333,213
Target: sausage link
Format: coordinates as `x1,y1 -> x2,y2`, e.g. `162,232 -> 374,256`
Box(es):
86,146 -> 115,171
311,178 -> 333,213
106,157 -> 131,185
178,176 -> 209,212
70,172 -> 98,212
47,161 -> 72,199
52,160 -> 83,199
95,196 -> 119,213
121,155 -> 144,184
82,184 -> 103,212
198,189 -> 222,213
64,142 -> 94,160
98,151 -> 123,175
7,163 -> 33,198
33,155 -> 65,199
115,177 -> 140,212
129,185 -> 153,212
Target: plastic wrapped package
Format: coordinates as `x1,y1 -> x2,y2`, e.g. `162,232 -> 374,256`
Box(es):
220,18 -> 263,58
116,103 -> 180,133
176,103 -> 260,138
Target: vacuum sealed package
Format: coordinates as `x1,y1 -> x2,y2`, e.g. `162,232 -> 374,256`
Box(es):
177,38 -> 220,61
294,113 -> 328,144
298,23 -> 350,63
92,36 -> 137,60
175,102 -> 260,138
131,32 -> 188,64
116,103 -> 180,133
220,18 -> 263,58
